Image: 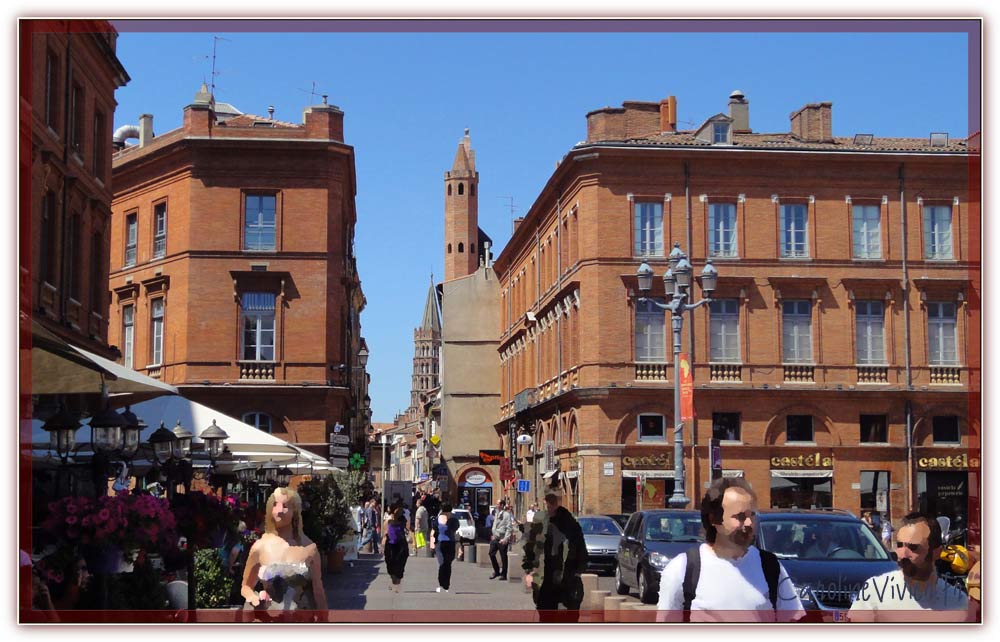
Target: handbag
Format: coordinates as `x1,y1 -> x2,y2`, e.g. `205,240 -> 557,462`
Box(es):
415,531 -> 427,548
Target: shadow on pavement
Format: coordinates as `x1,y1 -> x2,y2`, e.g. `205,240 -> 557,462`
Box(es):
324,555 -> 383,610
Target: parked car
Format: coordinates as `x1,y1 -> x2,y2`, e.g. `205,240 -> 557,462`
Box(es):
451,509 -> 477,544
615,510 -> 703,603
607,514 -> 630,531
755,509 -> 898,621
577,515 -> 624,575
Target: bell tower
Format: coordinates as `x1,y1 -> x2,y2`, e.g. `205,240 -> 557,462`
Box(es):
444,129 -> 479,281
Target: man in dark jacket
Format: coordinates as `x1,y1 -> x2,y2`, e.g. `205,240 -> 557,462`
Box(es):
522,487 -> 588,622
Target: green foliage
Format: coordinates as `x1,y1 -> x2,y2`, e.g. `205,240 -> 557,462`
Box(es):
298,471 -> 366,551
194,548 -> 232,608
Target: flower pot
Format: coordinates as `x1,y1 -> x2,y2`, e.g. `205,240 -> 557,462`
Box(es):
84,545 -> 128,574
326,549 -> 345,574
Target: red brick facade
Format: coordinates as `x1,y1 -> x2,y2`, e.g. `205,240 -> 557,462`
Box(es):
107,91 -> 367,459
493,93 -> 980,534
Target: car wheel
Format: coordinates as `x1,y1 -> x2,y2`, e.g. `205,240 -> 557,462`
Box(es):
614,564 -> 630,595
638,567 -> 657,605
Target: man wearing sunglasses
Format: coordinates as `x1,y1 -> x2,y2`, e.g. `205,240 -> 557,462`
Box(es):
849,511 -> 970,622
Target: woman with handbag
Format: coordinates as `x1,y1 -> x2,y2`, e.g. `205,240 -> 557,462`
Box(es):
382,506 -> 412,593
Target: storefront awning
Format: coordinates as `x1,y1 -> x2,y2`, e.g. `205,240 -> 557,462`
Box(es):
771,469 -> 833,479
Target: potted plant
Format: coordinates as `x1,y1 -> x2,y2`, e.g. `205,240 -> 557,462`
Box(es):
299,472 -> 366,573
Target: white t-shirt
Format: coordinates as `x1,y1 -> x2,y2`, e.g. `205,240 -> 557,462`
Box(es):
526,509 -> 536,524
656,544 -> 805,622
848,570 -> 969,622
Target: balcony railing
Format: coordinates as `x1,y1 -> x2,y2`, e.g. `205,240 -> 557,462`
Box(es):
857,365 -> 889,384
239,360 -> 276,381
635,362 -> 669,381
710,363 -> 742,383
930,366 -> 961,385
783,364 -> 815,383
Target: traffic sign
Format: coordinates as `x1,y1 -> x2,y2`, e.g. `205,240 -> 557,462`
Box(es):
517,479 -> 531,493
329,457 -> 349,468
329,445 -> 350,456
429,435 -> 441,446
330,434 -> 350,445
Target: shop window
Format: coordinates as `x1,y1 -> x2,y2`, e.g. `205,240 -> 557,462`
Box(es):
860,414 -> 888,443
932,415 -> 960,444
786,415 -> 813,442
712,412 -> 741,441
637,414 -> 665,442
860,471 -> 890,517
769,476 -> 832,510
243,412 -> 272,433
634,202 -> 664,257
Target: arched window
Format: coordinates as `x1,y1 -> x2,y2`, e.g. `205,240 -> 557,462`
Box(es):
243,412 -> 272,433
447,184 -> 452,196
458,183 -> 464,196
448,243 -> 452,253
458,242 -> 464,253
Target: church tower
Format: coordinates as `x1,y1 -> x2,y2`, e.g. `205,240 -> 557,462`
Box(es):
444,129 -> 479,281
407,278 -> 442,422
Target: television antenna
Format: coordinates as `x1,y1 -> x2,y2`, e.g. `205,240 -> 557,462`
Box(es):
499,196 -> 518,233
298,81 -> 327,105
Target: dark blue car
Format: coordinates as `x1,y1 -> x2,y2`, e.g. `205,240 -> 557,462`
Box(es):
614,510 -> 703,603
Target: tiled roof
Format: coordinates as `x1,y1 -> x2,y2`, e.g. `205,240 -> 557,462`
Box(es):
215,114 -> 300,129
589,131 -> 971,154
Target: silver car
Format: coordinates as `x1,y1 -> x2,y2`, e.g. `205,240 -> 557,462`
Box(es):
578,515 -> 624,575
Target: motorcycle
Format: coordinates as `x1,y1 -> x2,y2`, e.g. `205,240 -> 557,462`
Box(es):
935,516 -> 972,592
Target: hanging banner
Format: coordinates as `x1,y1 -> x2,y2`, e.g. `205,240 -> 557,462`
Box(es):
544,440 -> 556,473
679,352 -> 695,422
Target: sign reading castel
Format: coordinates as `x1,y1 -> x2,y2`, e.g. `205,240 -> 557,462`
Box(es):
770,451 -> 834,468
622,453 -> 672,469
917,453 -> 980,470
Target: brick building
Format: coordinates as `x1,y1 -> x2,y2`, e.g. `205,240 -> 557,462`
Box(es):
107,86 -> 370,460
493,91 -> 980,533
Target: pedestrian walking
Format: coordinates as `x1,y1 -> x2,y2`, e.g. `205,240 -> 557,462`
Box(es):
489,499 -> 513,580
381,506 -> 412,593
525,503 -> 537,525
431,501 -> 460,593
881,516 -> 894,550
655,476 -> 804,622
360,499 -> 380,555
521,487 -> 588,622
414,498 -> 431,558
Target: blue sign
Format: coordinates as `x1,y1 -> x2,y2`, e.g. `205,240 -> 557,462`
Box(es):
420,473 -> 429,481
517,479 -> 531,493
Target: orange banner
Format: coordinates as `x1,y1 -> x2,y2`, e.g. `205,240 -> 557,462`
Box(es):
679,352 -> 694,421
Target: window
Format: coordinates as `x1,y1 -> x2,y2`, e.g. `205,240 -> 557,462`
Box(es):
68,214 -> 81,300
45,50 -> 58,130
923,205 -> 953,259
708,203 -> 737,257
713,122 -> 730,144
709,299 -> 740,362
149,298 -> 164,366
124,213 -> 137,267
860,471 -> 890,514
458,183 -> 464,195
635,298 -> 666,362
852,204 -> 882,259
447,243 -> 452,253
780,204 -> 809,258
786,415 -> 814,442
152,202 -> 167,259
712,412 -> 741,441
40,191 -> 57,283
458,242 -> 464,253
243,412 -> 272,433
93,111 -> 106,180
244,194 -> 276,251
932,416 -> 960,444
638,414 -> 665,441
927,302 -> 958,365
90,232 -> 103,310
634,202 -> 663,257
855,301 -> 885,364
122,304 -> 134,368
241,292 -> 276,361
860,415 -> 888,443
69,82 -> 84,153
782,300 -> 812,363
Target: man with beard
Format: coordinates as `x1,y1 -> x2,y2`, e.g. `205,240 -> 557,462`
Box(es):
656,477 -> 804,622
849,512 -> 970,622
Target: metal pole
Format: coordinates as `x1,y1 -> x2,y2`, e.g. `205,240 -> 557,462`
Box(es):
668,295 -> 691,508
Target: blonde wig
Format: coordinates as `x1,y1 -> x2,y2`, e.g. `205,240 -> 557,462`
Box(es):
264,486 -> 305,540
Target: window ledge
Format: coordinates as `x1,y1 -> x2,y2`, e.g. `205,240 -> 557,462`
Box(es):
779,256 -> 813,261
785,441 -> 817,446
930,442 -> 963,447
851,258 -> 886,263
720,440 -> 743,445
707,255 -> 740,261
860,442 -> 892,446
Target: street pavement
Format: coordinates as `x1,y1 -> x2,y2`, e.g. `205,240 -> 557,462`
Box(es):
322,549 -> 539,622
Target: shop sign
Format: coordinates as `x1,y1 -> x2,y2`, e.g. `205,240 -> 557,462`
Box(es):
479,449 -> 504,465
543,440 -> 556,473
622,453 -> 672,469
770,452 -> 833,468
464,471 -> 488,485
603,461 -> 614,476
917,454 -> 980,470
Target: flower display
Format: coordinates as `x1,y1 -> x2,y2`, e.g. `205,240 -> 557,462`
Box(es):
41,495 -> 179,557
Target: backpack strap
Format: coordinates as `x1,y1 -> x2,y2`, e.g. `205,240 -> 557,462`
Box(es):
681,545 -> 702,623
758,549 -> 781,610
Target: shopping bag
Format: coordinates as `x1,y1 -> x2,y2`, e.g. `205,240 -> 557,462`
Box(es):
414,531 -> 427,549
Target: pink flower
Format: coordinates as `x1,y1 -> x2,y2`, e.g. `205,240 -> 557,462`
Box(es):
65,515 -> 78,525
98,508 -> 111,521
66,503 -> 79,514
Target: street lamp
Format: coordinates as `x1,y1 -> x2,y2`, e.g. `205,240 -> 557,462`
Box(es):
41,405 -> 80,463
199,419 -> 230,465
276,465 -> 293,487
148,421 -> 177,465
118,406 -> 146,459
635,242 -> 718,508
358,345 -> 369,368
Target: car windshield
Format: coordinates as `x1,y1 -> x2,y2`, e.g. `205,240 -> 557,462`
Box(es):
758,518 -> 891,561
644,514 -> 704,542
453,511 -> 473,525
579,517 -> 623,535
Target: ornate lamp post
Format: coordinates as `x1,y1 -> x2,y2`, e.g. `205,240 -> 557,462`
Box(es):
41,405 -> 80,496
636,242 -> 718,508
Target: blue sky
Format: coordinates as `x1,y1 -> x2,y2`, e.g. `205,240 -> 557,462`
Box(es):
107,21 -> 973,423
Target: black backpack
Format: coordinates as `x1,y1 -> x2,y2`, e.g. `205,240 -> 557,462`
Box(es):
681,545 -> 781,622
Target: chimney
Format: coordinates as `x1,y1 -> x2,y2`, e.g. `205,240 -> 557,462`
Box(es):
139,113 -> 154,147
660,96 -> 677,133
513,217 -> 525,234
790,102 -> 833,143
303,103 -> 345,142
728,90 -> 750,133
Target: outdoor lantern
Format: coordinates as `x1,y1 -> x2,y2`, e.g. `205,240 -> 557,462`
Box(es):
636,262 -> 654,294
89,403 -> 125,455
234,461 -> 255,484
363,394 -> 371,411
701,259 -> 718,296
199,419 -> 230,462
42,405 -> 80,460
259,459 -> 279,484
171,420 -> 193,460
668,242 -> 685,270
674,256 -> 693,289
662,268 -> 676,297
358,345 -> 370,368
118,406 -> 146,458
276,465 -> 293,487
148,421 -> 177,464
